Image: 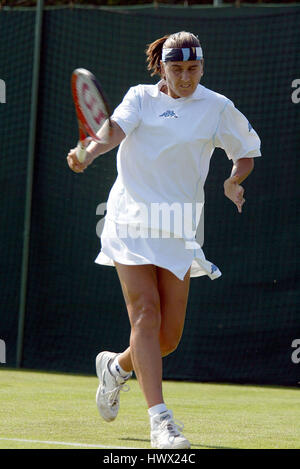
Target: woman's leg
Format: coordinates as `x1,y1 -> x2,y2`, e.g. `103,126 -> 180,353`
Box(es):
114,262 -> 163,407
115,263 -> 191,407
96,262 -> 191,447
118,266 -> 191,368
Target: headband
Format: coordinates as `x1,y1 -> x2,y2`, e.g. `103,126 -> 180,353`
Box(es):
162,46 -> 203,62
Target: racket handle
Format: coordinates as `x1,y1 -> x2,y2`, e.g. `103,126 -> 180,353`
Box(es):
76,142 -> 87,163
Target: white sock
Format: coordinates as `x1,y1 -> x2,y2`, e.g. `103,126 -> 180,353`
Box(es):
110,356 -> 131,379
148,403 -> 168,417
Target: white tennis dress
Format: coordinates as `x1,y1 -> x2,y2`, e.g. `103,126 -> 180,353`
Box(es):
95,80 -> 261,280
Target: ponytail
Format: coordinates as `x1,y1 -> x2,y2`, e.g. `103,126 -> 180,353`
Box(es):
145,35 -> 169,77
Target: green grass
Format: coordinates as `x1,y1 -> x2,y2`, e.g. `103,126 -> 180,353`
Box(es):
0,369 -> 299,449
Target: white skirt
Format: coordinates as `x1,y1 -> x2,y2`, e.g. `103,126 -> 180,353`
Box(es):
94,219 -> 222,281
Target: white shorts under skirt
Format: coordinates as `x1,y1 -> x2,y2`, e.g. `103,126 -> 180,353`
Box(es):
94,219 -> 222,281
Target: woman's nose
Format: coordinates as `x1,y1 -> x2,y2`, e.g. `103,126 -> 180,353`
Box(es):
181,70 -> 190,81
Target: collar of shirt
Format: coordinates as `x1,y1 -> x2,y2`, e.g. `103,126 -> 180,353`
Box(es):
145,79 -> 205,100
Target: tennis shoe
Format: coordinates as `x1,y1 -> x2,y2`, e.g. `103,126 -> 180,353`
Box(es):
95,351 -> 132,422
150,410 -> 190,449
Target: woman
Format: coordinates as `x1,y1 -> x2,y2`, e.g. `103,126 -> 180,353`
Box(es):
67,31 -> 261,449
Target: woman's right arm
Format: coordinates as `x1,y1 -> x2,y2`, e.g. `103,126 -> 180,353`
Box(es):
66,119 -> 125,173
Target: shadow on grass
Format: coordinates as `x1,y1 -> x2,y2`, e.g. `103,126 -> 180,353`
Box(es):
120,437 -> 238,449
3,369 -> 300,391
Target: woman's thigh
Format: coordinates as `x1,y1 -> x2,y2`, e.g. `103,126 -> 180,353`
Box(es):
114,262 -> 161,329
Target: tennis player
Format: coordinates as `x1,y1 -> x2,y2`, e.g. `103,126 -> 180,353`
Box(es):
67,31 -> 261,449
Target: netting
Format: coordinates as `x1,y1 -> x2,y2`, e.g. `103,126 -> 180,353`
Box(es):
0,10 -> 36,366
1,5 -> 299,384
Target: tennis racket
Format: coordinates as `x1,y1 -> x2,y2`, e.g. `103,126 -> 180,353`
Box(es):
71,68 -> 111,163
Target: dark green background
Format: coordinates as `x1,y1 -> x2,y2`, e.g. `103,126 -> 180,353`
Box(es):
0,5 -> 299,384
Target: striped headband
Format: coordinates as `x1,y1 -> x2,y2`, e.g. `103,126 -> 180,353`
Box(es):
162,46 -> 203,62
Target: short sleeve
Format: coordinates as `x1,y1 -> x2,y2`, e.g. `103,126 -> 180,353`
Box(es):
111,86 -> 142,136
214,100 -> 261,162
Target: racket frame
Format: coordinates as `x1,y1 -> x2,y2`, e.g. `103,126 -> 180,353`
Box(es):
71,68 -> 111,162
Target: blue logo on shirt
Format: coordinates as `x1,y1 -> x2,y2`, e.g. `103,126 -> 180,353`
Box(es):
211,264 -> 218,274
159,110 -> 178,118
248,121 -> 253,132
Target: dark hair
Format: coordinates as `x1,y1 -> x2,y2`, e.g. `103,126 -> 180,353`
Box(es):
146,31 -> 201,77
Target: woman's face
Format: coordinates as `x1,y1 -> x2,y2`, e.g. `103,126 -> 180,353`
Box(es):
161,60 -> 204,99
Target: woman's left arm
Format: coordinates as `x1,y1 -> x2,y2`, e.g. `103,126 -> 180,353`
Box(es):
223,157 -> 254,213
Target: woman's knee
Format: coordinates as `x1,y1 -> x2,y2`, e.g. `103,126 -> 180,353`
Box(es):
130,296 -> 161,334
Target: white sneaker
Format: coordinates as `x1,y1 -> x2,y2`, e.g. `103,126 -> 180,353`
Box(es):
150,410 -> 191,449
95,351 -> 132,422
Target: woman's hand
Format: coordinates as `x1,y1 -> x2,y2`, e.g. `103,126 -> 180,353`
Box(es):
224,174 -> 245,213
66,141 -> 94,173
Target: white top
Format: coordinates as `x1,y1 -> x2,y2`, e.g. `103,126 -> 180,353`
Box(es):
106,80 -> 261,244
